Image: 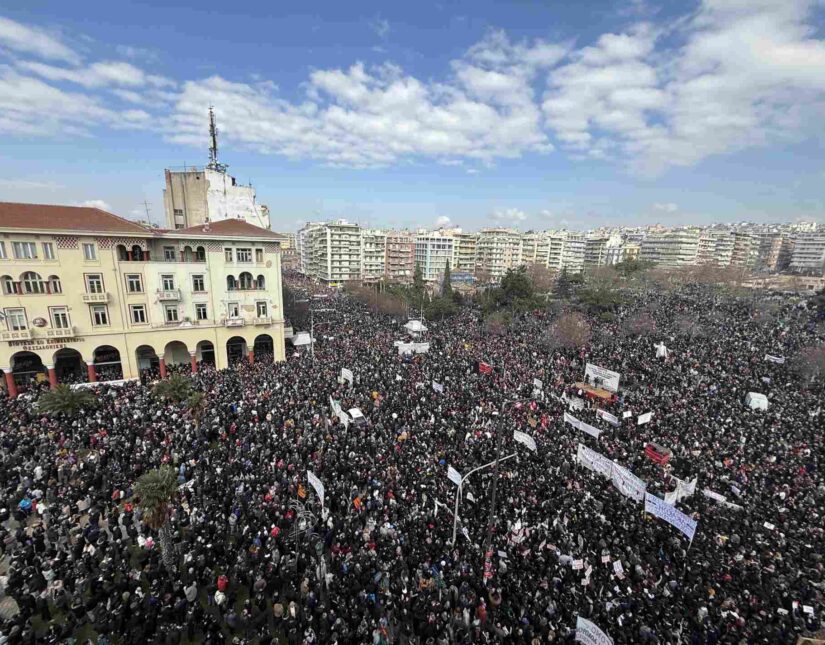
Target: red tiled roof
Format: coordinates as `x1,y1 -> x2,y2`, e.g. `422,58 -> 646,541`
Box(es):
0,202 -> 151,234
171,219 -> 286,239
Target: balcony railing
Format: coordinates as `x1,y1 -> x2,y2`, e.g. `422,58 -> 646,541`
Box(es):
157,289 -> 182,301
220,318 -> 245,327
81,293 -> 109,303
1,329 -> 33,341
252,317 -> 273,325
45,327 -> 75,338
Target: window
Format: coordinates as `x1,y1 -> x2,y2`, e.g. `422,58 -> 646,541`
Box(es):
49,306 -> 70,329
90,305 -> 109,326
42,243 -> 55,260
255,248 -> 264,263
12,242 -> 37,259
224,248 -> 233,262
82,243 -> 96,260
173,208 -> 184,219
130,304 -> 147,324
0,242 -> 6,259
227,302 -> 240,318
48,276 -> 61,294
126,274 -> 143,293
164,305 -> 179,323
226,275 -> 237,291
161,275 -> 175,290
239,272 -> 253,290
192,275 -> 205,292
21,271 -> 44,294
1,276 -> 16,295
195,303 -> 208,321
85,274 -> 104,294
163,246 -> 176,261
5,308 -> 27,331
195,246 -> 206,261
256,274 -> 266,289
256,301 -> 268,317
236,248 -> 252,263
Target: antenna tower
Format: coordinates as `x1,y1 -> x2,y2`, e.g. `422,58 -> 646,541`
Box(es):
207,106 -> 228,172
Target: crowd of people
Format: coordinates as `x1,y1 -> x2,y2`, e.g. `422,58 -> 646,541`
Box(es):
1,277 -> 823,644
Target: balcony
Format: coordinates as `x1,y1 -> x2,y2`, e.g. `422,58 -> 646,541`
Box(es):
45,327 -> 75,338
252,317 -> 273,325
0,329 -> 33,341
157,289 -> 181,301
220,318 -> 245,328
82,293 -> 109,303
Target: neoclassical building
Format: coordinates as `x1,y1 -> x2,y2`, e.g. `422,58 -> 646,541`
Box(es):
0,202 -> 288,396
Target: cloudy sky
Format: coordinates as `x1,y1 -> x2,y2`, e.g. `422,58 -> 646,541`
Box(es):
1,0 -> 824,231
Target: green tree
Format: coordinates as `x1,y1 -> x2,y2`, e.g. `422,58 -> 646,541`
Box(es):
38,384 -> 97,416
152,374 -> 193,403
441,263 -> 453,297
813,287 -> 825,320
133,466 -> 179,574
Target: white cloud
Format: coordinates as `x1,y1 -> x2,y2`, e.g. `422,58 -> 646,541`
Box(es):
77,199 -> 112,211
435,215 -> 451,227
0,16 -> 80,64
18,60 -> 173,89
490,208 -> 528,222
652,202 -> 678,213
371,17 -> 390,40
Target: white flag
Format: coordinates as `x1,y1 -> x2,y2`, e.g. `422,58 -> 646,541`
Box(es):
576,616 -> 613,645
513,430 -> 537,452
340,368 -> 354,386
764,354 -> 785,364
532,378 -> 543,390
329,396 -> 342,416
337,410 -> 350,428
447,465 -> 462,486
432,381 -> 444,394
307,470 -> 325,506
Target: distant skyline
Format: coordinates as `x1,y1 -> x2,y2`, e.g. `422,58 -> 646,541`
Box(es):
1,0 -> 824,232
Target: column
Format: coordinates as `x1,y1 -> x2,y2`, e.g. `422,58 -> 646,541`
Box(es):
3,370 -> 17,399
142,250 -> 149,261
45,364 -> 57,389
158,356 -> 168,379
189,352 -> 198,375
86,362 -> 97,383
247,350 -> 254,365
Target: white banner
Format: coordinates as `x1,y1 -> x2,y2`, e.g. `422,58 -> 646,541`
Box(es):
329,396 -> 342,416
576,616 -> 613,645
447,465 -> 462,486
622,411 -> 632,419
307,470 -> 325,506
673,476 -> 697,503
764,354 -> 785,364
564,412 -> 601,439
513,430 -> 537,452
702,488 -> 743,511
596,409 -> 619,427
432,381 -> 444,394
576,443 -> 613,477
637,412 -> 653,426
584,363 -> 621,393
396,342 -> 415,355
412,342 -> 430,354
337,410 -> 350,428
341,368 -> 354,386
645,493 -> 698,541
610,463 -> 647,502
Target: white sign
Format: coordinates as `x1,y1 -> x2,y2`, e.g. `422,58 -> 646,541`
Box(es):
610,463 -> 647,502
329,396 -> 342,416
576,616 -> 613,645
432,381 -> 444,394
396,342 -> 415,355
568,396 -> 586,411
702,488 -> 743,510
596,409 -> 619,427
341,368 -> 354,386
645,493 -> 698,541
576,443 -> 613,477
622,411 -> 632,419
764,354 -> 785,364
412,342 -> 430,354
637,412 -> 653,426
307,470 -> 325,506
513,430 -> 537,452
565,412 -> 601,439
447,466 -> 462,486
584,363 -> 621,393
533,378 -> 543,390
337,410 -> 350,428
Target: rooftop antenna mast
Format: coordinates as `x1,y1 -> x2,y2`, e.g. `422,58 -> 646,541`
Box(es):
207,106 -> 227,172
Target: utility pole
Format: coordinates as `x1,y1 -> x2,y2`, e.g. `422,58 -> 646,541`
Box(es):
143,200 -> 151,223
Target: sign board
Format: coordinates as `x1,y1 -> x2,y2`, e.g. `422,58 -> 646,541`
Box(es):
340,368 -> 354,386
584,363 -> 621,393
576,616 -> 613,645
564,412 -> 601,439
513,430 -> 537,452
637,412 -> 653,425
596,409 -> 619,427
432,381 -> 444,394
764,354 -> 785,364
447,466 -> 462,486
533,378 -> 543,391
307,470 -> 325,506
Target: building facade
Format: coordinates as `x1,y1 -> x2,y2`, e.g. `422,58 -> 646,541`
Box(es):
0,203 -> 287,396
360,229 -> 387,283
452,232 -> 478,274
414,230 -> 455,282
475,228 -> 523,280
385,231 -> 415,283
307,220 -> 362,284
640,230 -> 700,267
789,233 -> 825,274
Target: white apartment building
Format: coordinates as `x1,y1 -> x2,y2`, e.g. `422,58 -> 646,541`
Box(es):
640,230 -> 700,267
308,220 -> 362,284
584,235 -> 609,267
452,232 -> 478,274
360,229 -> 387,283
561,232 -> 586,274
297,222 -> 323,275
789,233 -> 825,274
385,231 -> 415,283
731,231 -> 757,267
697,230 -> 734,265
475,228 -> 523,279
414,230 -> 455,282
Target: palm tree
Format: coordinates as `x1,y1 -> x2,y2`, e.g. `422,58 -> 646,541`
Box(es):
133,466 -> 179,573
38,384 -> 97,416
152,373 -> 193,402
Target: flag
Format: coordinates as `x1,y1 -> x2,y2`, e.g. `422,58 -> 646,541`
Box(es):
477,361 -> 493,375
298,484 -> 307,499
432,381 -> 444,394
307,470 -> 325,506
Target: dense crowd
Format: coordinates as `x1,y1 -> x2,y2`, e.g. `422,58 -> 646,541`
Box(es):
1,280 -> 823,644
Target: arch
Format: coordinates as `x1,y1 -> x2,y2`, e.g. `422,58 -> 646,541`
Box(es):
53,348 -> 84,383
164,340 -> 189,366
239,272 -> 254,290
93,345 -> 123,381
195,246 -> 206,262
21,271 -> 44,294
226,336 -> 247,365
1,275 -> 16,295
135,344 -> 159,374
10,351 -> 45,390
253,334 -> 274,360
131,244 -> 144,261
182,245 -> 194,262
47,275 -> 62,294
226,275 -> 237,291
256,274 -> 266,290
116,244 -> 129,261
197,340 -> 215,365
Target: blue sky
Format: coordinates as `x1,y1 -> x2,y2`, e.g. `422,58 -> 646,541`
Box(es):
1,0 -> 824,232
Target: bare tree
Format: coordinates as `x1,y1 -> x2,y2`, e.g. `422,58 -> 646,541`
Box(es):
621,311 -> 657,337
525,263 -> 557,295
544,311 -> 592,349
484,311 -> 510,336
791,346 -> 825,383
